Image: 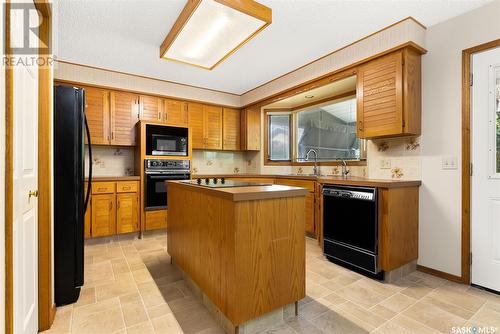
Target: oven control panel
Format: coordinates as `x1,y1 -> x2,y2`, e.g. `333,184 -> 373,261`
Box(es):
145,159 -> 190,174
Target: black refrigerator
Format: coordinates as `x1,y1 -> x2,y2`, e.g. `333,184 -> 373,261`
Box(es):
53,85 -> 92,306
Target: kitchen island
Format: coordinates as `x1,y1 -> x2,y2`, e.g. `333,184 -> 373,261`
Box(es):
167,181 -> 308,334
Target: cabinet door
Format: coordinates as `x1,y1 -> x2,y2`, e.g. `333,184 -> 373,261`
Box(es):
139,95 -> 162,122
305,193 -> 315,235
83,86 -> 110,145
116,193 -> 139,233
204,105 -> 223,150
111,91 -> 140,146
357,51 -> 403,138
222,108 -> 240,150
91,193 -> 116,237
241,107 -> 261,150
145,210 -> 167,230
164,99 -> 188,126
188,102 -> 204,149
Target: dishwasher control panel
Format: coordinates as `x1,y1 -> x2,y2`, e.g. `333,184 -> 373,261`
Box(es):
323,186 -> 376,201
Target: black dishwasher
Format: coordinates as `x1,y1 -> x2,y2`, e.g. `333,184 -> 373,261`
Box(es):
322,185 -> 382,278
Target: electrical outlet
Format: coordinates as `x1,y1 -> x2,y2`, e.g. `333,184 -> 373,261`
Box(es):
380,159 -> 391,169
442,156 -> 458,170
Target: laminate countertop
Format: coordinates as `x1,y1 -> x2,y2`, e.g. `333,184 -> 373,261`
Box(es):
85,176 -> 140,182
168,180 -> 308,202
193,174 -> 421,188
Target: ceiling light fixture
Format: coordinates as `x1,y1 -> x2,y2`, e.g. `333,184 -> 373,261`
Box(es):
160,0 -> 272,70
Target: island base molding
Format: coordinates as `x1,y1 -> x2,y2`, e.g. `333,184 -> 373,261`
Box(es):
175,262 -> 298,334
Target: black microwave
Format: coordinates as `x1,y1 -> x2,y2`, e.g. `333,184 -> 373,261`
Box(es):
150,134 -> 187,156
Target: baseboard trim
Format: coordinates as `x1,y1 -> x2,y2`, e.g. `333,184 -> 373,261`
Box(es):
417,265 -> 464,283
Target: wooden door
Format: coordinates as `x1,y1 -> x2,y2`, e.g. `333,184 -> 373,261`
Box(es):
305,193 -> 315,235
116,193 -> 139,233
91,194 -> 116,237
223,108 -> 240,150
241,107 -> 261,150
164,99 -> 188,126
188,102 -> 205,149
110,91 -> 139,146
12,7 -> 39,331
204,105 -> 223,150
139,95 -> 162,122
357,51 -> 403,138
84,86 -> 110,145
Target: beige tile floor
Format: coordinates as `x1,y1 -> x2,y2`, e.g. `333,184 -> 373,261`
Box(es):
45,232 -> 500,334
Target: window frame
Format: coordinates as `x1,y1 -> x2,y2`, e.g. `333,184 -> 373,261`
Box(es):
264,95 -> 367,167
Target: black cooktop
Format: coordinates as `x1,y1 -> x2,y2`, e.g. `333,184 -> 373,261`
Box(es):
183,178 -> 272,188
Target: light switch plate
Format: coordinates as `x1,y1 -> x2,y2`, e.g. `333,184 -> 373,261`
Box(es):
380,159 -> 391,169
442,156 -> 458,170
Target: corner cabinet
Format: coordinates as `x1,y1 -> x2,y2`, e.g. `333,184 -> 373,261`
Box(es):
356,47 -> 421,139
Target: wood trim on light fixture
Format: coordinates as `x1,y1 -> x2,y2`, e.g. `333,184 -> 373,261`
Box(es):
461,38 -> 500,285
159,0 -> 272,70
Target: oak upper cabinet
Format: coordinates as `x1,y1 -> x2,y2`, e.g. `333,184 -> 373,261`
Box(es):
139,95 -> 162,122
110,91 -> 140,146
222,107 -> 240,150
163,99 -> 188,127
241,107 -> 261,150
188,103 -> 223,150
356,47 -> 421,139
83,86 -> 110,145
204,105 -> 223,150
91,193 -> 116,237
188,102 -> 205,149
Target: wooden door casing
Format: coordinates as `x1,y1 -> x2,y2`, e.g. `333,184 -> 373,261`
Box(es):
203,105 -> 223,150
84,86 -> 110,145
116,193 -> 139,233
188,102 -> 205,149
223,108 -> 240,150
164,99 -> 188,126
111,91 -> 139,146
357,51 -> 403,138
91,194 -> 116,237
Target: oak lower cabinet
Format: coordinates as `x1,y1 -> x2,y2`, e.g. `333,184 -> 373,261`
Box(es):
356,47 -> 422,139
145,210 -> 167,231
91,193 -> 116,237
85,180 -> 140,238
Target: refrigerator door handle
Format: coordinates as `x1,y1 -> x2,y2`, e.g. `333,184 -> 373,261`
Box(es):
83,111 -> 92,212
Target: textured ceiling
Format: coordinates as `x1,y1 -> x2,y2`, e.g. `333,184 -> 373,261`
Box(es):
54,0 -> 492,95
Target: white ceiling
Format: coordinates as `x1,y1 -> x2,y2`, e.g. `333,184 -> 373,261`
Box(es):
54,0 -> 491,95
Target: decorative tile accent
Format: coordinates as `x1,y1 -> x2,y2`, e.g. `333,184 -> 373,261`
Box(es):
233,167 -> 240,174
391,167 -> 404,179
377,141 -> 390,152
406,138 -> 420,151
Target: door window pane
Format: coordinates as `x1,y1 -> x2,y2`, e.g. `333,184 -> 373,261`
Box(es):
296,97 -> 361,160
268,115 -> 290,161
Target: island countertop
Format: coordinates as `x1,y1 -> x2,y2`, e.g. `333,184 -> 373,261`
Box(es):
168,180 -> 308,201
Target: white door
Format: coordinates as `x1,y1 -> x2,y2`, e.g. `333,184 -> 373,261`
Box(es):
471,46 -> 500,292
11,2 -> 39,333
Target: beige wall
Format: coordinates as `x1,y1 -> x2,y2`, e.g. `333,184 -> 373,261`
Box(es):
420,0 -> 500,276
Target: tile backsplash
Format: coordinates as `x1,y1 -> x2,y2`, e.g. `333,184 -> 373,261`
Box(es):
367,137 -> 421,180
191,151 -> 251,175
84,146 -> 135,177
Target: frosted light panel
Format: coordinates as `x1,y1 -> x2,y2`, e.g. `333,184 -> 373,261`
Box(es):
164,0 -> 266,69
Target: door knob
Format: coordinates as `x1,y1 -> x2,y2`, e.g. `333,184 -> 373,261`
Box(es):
28,190 -> 39,199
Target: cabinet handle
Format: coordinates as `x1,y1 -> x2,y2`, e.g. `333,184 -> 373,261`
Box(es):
111,132 -> 114,140
109,202 -> 112,211
122,186 -> 131,191
117,201 -> 120,209
98,187 -> 107,192
165,111 -> 168,121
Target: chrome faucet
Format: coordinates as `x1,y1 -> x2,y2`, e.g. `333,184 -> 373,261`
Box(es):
305,149 -> 319,176
340,159 -> 350,178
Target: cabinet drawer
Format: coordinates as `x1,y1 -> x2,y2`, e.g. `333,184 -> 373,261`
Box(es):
274,178 -> 315,192
91,182 -> 115,194
116,181 -> 138,193
145,210 -> 167,231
